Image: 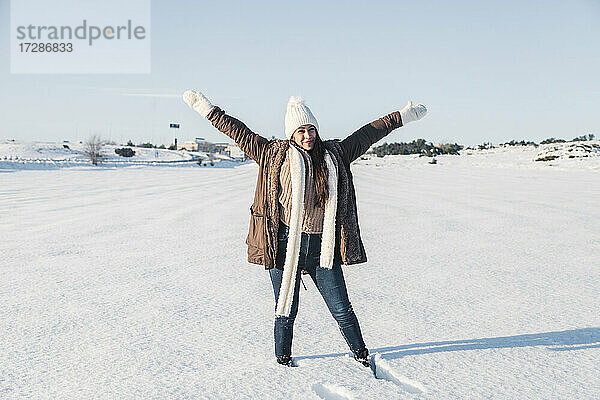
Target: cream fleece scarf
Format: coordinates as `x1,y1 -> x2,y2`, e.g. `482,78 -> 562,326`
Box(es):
275,146 -> 338,317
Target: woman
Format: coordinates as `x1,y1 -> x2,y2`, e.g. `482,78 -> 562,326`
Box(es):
183,91 -> 427,367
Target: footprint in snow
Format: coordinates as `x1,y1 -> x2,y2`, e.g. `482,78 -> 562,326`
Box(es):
312,382 -> 355,400
372,354 -> 427,394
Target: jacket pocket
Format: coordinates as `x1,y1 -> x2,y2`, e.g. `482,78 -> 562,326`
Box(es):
246,205 -> 266,251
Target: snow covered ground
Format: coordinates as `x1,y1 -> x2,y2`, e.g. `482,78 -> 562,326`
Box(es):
1,145 -> 599,399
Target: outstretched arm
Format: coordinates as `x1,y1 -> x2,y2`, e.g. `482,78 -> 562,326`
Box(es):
183,90 -> 269,163
340,101 -> 427,164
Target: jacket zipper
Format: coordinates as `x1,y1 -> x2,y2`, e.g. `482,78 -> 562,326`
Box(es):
266,216 -> 276,263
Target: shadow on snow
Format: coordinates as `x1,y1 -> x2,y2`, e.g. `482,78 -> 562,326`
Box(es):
295,327 -> 600,361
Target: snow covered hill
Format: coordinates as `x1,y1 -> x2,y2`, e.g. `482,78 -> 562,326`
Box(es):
1,141 -> 599,399
0,140 -> 243,169
356,140 -> 600,171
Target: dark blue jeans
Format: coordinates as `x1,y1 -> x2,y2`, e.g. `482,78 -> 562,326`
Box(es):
269,223 -> 366,358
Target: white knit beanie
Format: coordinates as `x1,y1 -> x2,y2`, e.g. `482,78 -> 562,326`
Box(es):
284,96 -> 319,139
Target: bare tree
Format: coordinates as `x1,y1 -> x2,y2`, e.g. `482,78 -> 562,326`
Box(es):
84,135 -> 107,165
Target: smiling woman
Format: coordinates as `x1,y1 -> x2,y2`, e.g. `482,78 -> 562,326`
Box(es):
292,125 -> 316,151
183,90 -> 427,368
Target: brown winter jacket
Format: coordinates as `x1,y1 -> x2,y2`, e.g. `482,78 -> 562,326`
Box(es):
207,106 -> 403,270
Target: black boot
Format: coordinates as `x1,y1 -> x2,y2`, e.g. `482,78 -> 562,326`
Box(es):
353,348 -> 370,368
276,355 -> 294,367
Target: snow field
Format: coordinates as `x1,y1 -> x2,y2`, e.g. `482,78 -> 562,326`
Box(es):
1,159 -> 599,399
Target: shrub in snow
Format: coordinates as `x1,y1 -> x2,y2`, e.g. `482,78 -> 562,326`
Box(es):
373,139 -> 463,157
572,134 -> 595,142
433,143 -> 463,155
501,140 -> 538,147
540,138 -> 566,144
115,147 -> 135,157
477,142 -> 495,150
535,155 -> 560,162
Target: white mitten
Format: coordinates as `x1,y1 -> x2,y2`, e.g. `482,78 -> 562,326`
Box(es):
183,90 -> 214,118
400,101 -> 427,125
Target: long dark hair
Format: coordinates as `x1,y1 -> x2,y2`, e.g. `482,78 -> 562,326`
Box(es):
309,132 -> 329,207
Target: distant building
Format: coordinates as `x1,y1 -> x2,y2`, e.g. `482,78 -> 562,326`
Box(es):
178,141 -> 199,151
176,138 -> 244,159
226,144 -> 245,159
212,142 -> 228,153
213,142 -> 245,159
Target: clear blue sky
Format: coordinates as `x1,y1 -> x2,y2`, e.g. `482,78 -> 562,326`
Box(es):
1,0 -> 599,146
